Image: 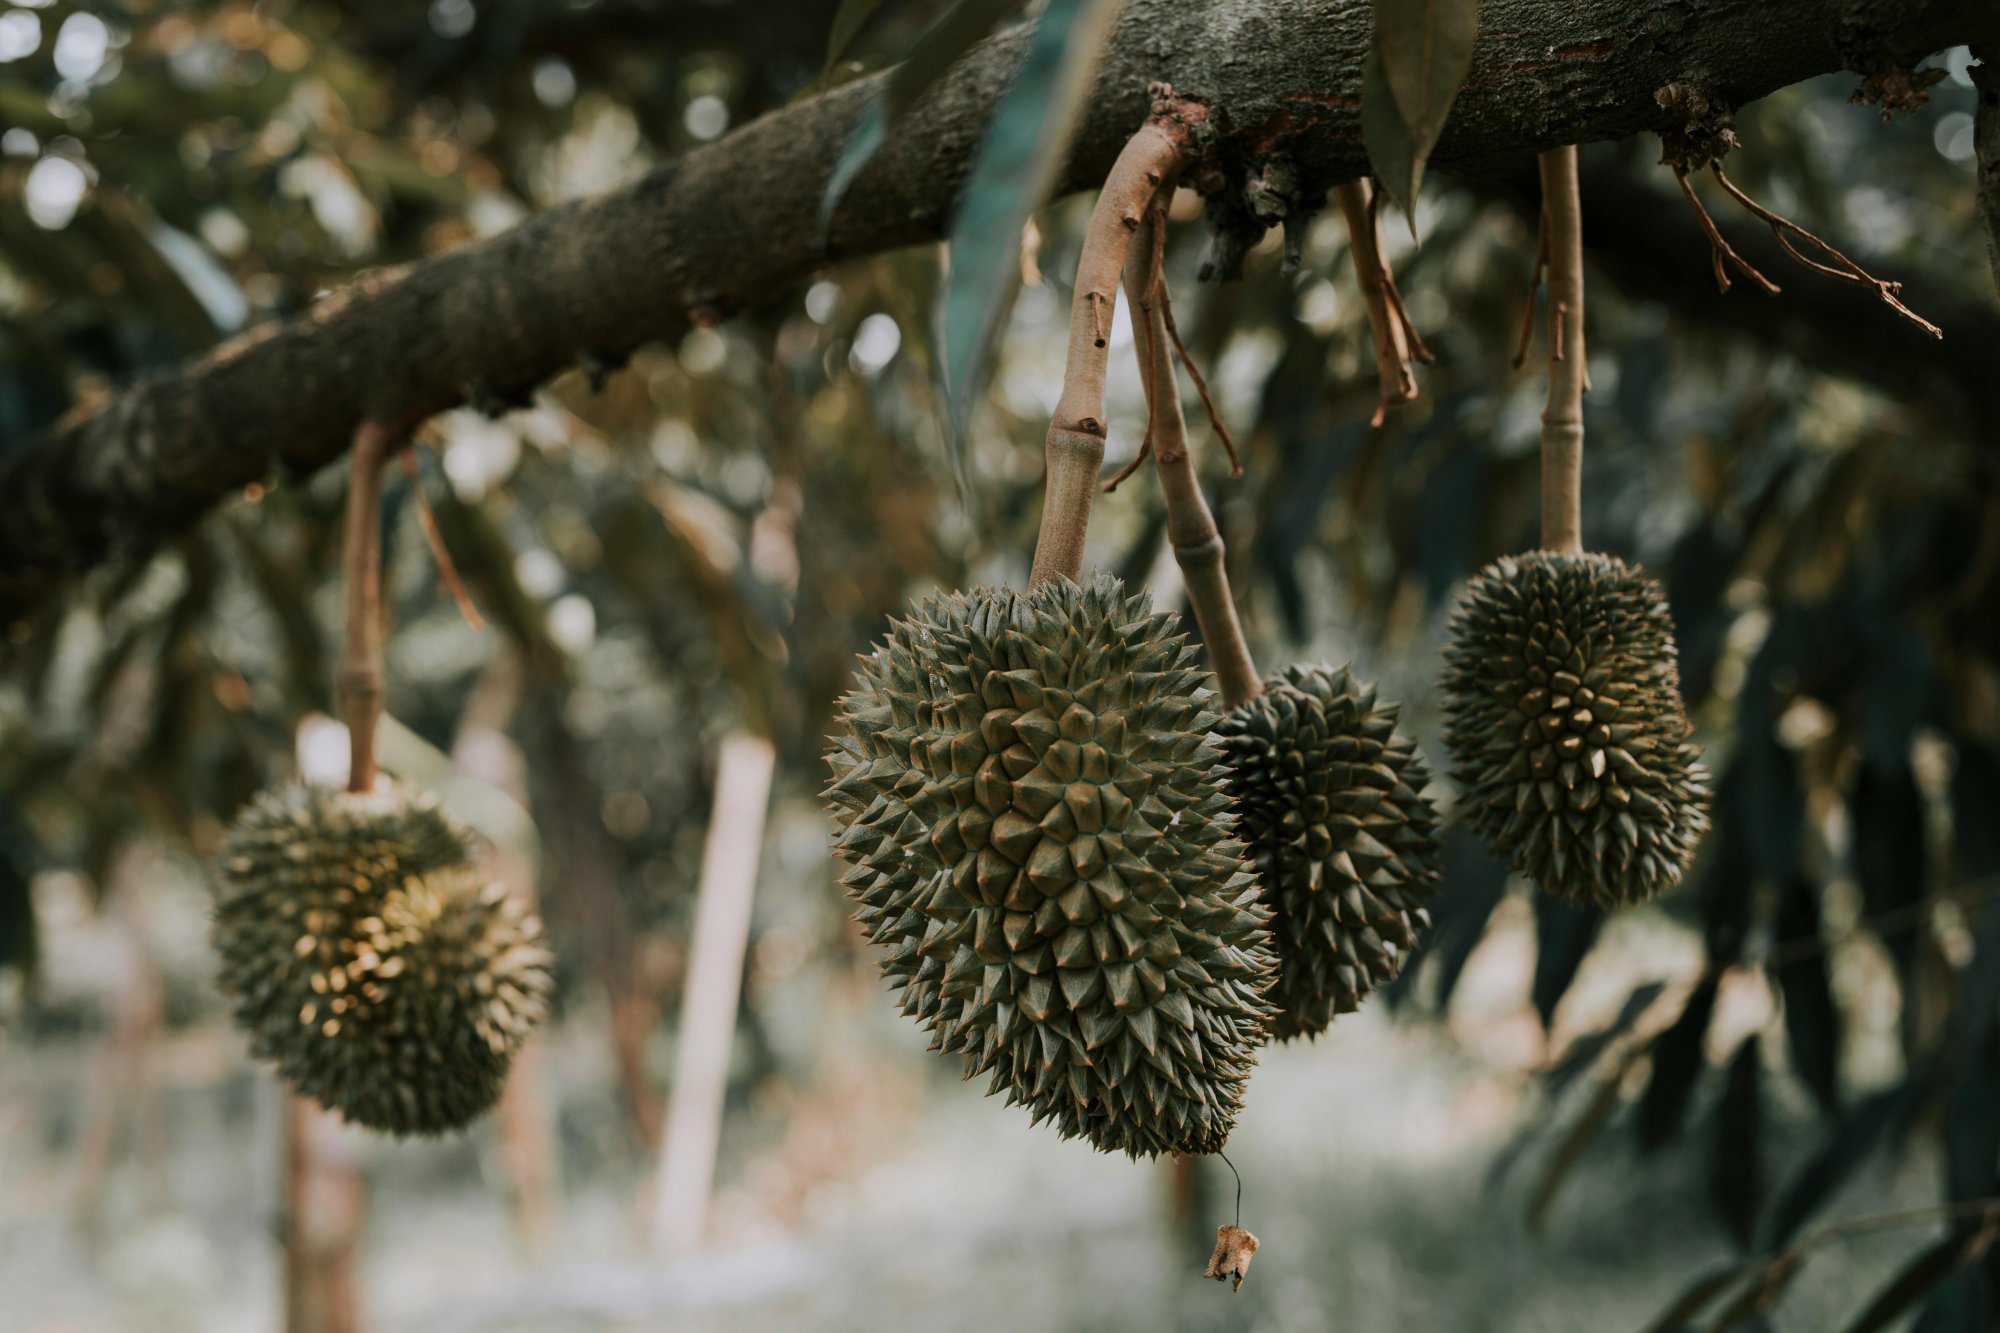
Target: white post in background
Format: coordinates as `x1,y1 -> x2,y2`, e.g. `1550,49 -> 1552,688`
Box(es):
650,731 -> 776,1255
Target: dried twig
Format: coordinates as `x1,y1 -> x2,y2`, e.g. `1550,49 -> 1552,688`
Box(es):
398,451 -> 486,631
1335,180 -> 1428,428
1709,164 -> 1942,338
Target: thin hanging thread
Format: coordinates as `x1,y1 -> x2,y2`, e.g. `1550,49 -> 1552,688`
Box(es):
1217,1148 -> 1242,1228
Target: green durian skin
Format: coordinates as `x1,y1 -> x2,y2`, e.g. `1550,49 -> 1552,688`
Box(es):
1217,664 -> 1442,1039
824,573 -> 1276,1159
213,783 -> 554,1136
1440,551 -> 1711,908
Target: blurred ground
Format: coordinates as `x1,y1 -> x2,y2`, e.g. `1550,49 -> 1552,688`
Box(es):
0,875 -> 1934,1333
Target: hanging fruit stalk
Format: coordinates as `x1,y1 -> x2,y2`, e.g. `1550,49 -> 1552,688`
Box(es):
1028,86 -> 1206,588
1117,197 -> 1443,1038
822,90 -> 1278,1161
1120,192 -> 1261,711
1441,147 -> 1711,908
214,421 -> 552,1137
1538,147 -> 1586,557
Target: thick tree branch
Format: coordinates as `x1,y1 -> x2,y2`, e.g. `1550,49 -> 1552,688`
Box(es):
1,0 -> 1993,620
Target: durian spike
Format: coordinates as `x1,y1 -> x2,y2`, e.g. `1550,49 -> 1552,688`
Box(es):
1120,193 -> 1262,711
339,420 -> 399,793
1029,84 -> 1207,589
1536,145 -> 1586,557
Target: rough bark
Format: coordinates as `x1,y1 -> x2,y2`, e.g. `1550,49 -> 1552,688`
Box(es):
1,0 -> 1993,619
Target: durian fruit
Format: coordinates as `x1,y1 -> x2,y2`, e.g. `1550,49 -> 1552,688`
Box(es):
214,783 -> 554,1135
1215,664 -> 1442,1038
1440,551 -> 1710,907
824,572 -> 1276,1158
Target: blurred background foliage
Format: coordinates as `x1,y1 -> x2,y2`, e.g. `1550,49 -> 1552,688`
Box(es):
1,2 -> 1998,1330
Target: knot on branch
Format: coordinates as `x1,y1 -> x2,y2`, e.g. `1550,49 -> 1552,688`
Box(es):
1654,81 -> 1737,171
1849,64 -> 1947,120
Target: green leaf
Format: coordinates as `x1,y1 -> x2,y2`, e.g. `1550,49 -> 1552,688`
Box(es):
824,0 -> 890,73
1364,0 -> 1479,233
1530,893 -> 1601,1031
819,0 -> 1025,232
934,0 -> 1121,476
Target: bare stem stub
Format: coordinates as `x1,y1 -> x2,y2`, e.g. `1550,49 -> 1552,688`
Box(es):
1336,181 -> 1433,426
1122,194 -> 1263,710
1029,86 -> 1207,589
340,421 -> 396,793
1538,146 -> 1586,557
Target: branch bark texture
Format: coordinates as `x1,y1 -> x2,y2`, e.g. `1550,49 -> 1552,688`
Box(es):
1,0 -> 1993,619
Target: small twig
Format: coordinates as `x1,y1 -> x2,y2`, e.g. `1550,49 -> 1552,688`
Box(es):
1538,147 -> 1587,557
1369,186 -> 1435,367
1335,180 -> 1422,428
1217,1148 -> 1242,1229
1672,166 -> 1780,295
1710,164 -> 1942,339
398,452 -> 486,631
1157,282 -> 1243,477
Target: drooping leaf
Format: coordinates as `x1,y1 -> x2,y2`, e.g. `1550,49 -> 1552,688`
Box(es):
1852,758 -> 1929,1048
934,0 -> 1122,471
1639,976 -> 1720,1150
1775,875 -> 1842,1114
819,0 -> 1025,231
1531,893 -> 1602,1031
1713,1034 -> 1764,1249
1527,1061 -> 1624,1230
1364,0 -> 1480,229
1846,1221 -> 2000,1333
1360,47 -> 1422,226
1549,981 -> 1669,1102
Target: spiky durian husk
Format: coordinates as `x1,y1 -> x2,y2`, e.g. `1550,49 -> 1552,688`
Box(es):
214,784 -> 554,1135
824,573 -> 1275,1158
1440,552 -> 1710,907
1215,664 -> 1442,1038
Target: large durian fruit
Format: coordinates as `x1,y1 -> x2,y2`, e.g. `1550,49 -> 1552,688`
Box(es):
214,783 -> 554,1135
1440,551 -> 1710,907
824,572 -> 1276,1158
1215,664 -> 1441,1038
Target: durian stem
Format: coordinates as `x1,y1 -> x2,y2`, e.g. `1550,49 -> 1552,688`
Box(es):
1029,86 -> 1207,588
1122,195 -> 1263,710
1538,145 -> 1587,558
340,421 -> 396,794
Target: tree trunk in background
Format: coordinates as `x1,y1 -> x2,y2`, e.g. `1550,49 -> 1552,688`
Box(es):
283,1096 -> 363,1333
652,732 -> 776,1254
